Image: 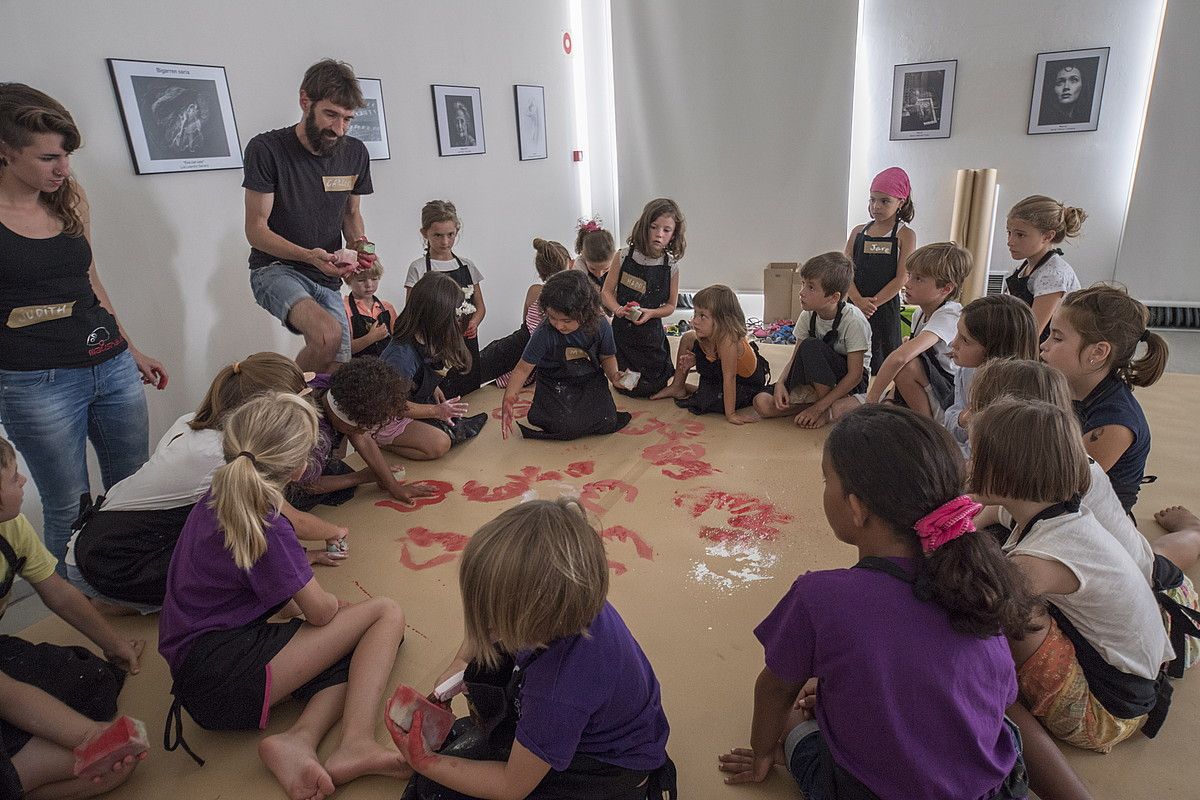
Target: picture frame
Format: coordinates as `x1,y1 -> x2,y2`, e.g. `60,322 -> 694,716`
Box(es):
514,84 -> 547,161
431,84 -> 485,156
890,60 -> 957,141
106,58 -> 242,174
348,77 -> 390,160
1028,47 -> 1109,135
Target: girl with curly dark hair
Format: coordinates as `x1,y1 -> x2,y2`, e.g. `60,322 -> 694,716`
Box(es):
501,270 -> 632,441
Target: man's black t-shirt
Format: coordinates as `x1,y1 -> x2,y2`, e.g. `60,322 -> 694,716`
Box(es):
242,126 -> 372,289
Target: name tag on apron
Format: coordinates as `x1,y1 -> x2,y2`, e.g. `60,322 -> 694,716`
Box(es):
6,301 -> 75,328
322,175 -> 356,192
619,272 -> 647,294
564,347 -> 590,361
863,241 -> 893,255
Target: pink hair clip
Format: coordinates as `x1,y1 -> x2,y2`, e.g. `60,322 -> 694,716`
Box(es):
577,216 -> 603,234
913,495 -> 981,554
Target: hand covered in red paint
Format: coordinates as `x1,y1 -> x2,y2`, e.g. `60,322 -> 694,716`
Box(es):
387,708 -> 438,774
501,394 -> 516,440
389,481 -> 439,506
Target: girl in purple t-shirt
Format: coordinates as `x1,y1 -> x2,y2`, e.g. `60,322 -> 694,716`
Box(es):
391,499 -> 675,800
158,393 -> 409,800
720,406 -> 1035,800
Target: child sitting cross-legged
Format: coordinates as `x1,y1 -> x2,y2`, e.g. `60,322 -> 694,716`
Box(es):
750,252 -> 871,428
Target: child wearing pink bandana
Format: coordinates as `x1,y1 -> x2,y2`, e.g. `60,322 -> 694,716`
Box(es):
721,405 -> 1039,799
843,167 -> 917,376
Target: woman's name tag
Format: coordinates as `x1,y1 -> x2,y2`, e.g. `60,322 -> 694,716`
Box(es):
619,272 -> 647,294
863,241 -> 893,255
564,347 -> 590,361
7,302 -> 75,328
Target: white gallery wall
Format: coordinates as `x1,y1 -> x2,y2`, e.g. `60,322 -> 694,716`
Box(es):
849,0 -> 1165,288
610,1 -> 860,292
1114,0 -> 1199,304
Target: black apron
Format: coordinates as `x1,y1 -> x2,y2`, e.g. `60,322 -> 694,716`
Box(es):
518,327 -> 631,440
612,252 -> 674,397
427,253 -> 482,398
1005,249 -> 1062,341
73,498 -> 195,606
676,339 -> 769,415
851,220 -> 902,375
402,656 -> 677,800
348,295 -> 393,358
408,340 -> 488,445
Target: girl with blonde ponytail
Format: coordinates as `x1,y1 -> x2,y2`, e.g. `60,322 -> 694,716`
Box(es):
159,393 -> 409,799
1004,194 -> 1086,338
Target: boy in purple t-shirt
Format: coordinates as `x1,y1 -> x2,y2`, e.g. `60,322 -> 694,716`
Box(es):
392,499 -> 675,800
720,407 -> 1034,799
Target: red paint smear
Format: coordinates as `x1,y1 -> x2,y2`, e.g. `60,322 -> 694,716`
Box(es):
608,560 -> 628,576
600,525 -> 655,561
579,479 -> 638,516
406,625 -> 431,642
565,460 -> 595,478
354,580 -> 373,598
618,411 -> 706,441
490,392 -> 532,420
673,490 -> 793,541
461,466 -> 568,503
397,527 -> 470,571
641,441 -> 718,481
375,480 -> 455,512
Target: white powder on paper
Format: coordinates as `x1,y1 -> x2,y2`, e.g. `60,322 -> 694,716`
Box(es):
690,540 -> 778,591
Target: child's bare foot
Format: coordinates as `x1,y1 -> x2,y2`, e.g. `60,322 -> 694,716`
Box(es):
89,597 -> 137,617
260,732 -> 335,800
325,739 -> 412,785
650,383 -> 688,401
1155,506 -> 1200,533
733,408 -> 761,423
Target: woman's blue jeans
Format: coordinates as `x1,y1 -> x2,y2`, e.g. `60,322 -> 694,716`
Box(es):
0,350 -> 149,567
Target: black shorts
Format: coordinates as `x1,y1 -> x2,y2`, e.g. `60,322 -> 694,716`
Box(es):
171,617 -> 351,731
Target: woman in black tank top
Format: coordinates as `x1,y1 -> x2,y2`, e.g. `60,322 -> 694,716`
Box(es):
0,84 -> 168,566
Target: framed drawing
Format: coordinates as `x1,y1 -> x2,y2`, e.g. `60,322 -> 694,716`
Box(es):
514,84 -> 547,160
1028,47 -> 1109,134
431,84 -> 485,156
348,77 -> 390,160
106,58 -> 242,174
890,60 -> 957,140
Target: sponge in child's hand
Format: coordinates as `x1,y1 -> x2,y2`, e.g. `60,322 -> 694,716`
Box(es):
334,248 -> 359,268
386,685 -> 455,752
618,371 -> 641,390
73,716 -> 149,778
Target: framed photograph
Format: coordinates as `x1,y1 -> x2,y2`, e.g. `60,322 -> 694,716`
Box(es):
348,77 -> 390,160
106,58 -> 242,174
431,85 -> 485,156
890,60 -> 957,140
514,84 -> 547,161
1028,47 -> 1109,134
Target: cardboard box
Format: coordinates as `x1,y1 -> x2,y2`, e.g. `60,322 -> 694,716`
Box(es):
763,262 -> 800,322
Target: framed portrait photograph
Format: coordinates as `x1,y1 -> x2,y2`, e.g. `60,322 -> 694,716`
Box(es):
890,60 -> 957,140
106,58 -> 242,174
1028,47 -> 1109,134
431,85 -> 485,156
514,84 -> 547,161
348,77 -> 390,160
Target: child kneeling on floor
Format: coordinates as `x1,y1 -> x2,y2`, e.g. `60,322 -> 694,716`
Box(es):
0,436 -> 146,799
970,398 -> 1174,752
721,406 -> 1031,799
653,285 -> 769,424
158,393 -> 409,798
501,270 -> 632,441
392,499 -> 676,800
751,252 -> 870,428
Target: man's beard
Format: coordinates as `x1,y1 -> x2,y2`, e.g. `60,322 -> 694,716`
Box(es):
305,108 -> 344,156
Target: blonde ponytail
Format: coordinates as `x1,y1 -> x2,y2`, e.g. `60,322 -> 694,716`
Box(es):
210,393 -> 319,570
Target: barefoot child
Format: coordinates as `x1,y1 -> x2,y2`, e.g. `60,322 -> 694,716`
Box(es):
653,285 -> 768,424
721,406 -> 1031,799
602,198 -> 685,397
159,393 -> 410,796
0,436 -> 147,798
501,270 -> 632,441
344,262 -> 398,358
391,499 -> 675,799
970,398 -> 1174,751
751,252 -> 871,429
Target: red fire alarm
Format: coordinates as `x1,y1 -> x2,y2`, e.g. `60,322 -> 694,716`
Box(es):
572,150 -> 583,162
563,32 -> 573,55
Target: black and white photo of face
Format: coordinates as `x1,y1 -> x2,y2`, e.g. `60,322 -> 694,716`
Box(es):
1053,66 -> 1083,107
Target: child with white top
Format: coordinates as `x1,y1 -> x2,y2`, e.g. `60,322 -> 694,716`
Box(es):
1003,195 -> 1084,339
971,398 -> 1175,752
750,252 -> 871,428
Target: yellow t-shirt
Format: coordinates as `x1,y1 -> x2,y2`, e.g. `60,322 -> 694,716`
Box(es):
0,514 -> 57,614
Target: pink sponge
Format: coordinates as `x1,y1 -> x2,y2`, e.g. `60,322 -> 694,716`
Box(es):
73,716 -> 149,778
386,685 -> 455,752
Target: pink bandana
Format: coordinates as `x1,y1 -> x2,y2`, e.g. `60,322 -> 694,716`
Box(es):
870,167 -> 911,201
914,495 -> 981,554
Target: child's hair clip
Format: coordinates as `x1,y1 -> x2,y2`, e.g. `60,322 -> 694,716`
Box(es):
576,216 -> 604,234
